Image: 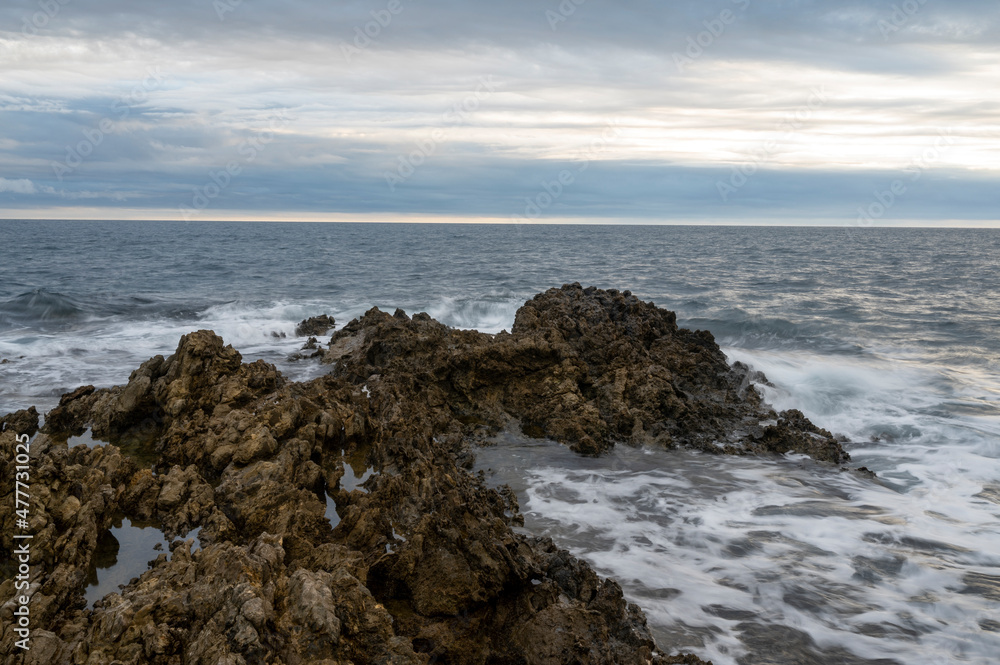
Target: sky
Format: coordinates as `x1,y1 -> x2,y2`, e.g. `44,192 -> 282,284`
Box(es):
0,0 -> 998,225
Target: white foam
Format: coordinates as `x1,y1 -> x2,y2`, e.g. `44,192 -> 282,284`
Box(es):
479,441 -> 1000,664
0,293 -> 527,415
424,292 -> 522,333
0,299 -> 344,413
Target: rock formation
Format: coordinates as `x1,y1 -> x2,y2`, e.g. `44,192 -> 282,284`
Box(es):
295,315 -> 336,338
325,284 -> 846,462
0,285 -> 850,664
0,407 -> 38,437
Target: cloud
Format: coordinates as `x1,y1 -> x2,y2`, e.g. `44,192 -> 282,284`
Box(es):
0,0 -> 998,223
0,177 -> 36,194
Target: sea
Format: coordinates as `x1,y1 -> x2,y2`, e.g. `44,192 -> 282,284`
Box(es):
1,220 -> 998,664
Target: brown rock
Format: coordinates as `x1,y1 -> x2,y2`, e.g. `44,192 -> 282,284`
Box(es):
296,314 -> 336,337
0,406 -> 39,436
3,285 -> 844,664
324,283 -> 848,462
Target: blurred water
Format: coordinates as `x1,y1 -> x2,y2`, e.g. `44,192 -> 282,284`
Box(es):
476,433 -> 1000,664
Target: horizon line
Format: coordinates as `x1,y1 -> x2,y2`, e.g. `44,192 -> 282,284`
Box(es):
2,216 -> 1000,229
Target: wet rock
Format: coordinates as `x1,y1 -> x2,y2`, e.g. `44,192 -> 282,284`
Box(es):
324,283 -> 847,462
748,408 -> 847,463
44,331 -> 282,452
0,435 -> 140,658
296,314 -> 336,337
288,336 -> 325,361
851,555 -> 906,584
961,572 -> 1000,601
980,619 -> 1000,632
734,622 -> 894,665
155,464 -> 216,538
42,385 -> 96,435
0,406 -> 39,436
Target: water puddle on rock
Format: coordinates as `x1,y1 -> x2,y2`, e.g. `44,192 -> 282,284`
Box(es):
64,428 -> 160,468
474,434 -> 1000,665
340,450 -> 376,493
324,450 -> 376,530
67,429 -> 97,448
110,427 -> 162,468
85,518 -> 202,609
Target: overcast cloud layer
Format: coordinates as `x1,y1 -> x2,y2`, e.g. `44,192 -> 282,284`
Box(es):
1,0 -> 998,224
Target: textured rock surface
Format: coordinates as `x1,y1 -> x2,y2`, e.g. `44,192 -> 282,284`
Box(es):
295,314 -> 336,338
0,406 -> 39,436
1,286 -> 851,664
325,284 -> 847,462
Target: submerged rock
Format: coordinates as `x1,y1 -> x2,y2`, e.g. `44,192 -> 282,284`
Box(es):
2,286 -> 849,664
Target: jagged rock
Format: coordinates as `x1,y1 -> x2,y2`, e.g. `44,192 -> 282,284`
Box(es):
0,285 -> 848,664
288,336 -> 325,361
296,314 -> 336,338
0,406 -> 39,436
42,385 -> 95,435
325,283 -> 848,462
0,436 -> 140,656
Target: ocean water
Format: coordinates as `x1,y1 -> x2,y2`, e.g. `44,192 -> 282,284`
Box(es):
2,220 -> 999,663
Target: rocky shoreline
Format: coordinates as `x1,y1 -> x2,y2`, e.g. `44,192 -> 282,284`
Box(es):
1,284 -> 851,664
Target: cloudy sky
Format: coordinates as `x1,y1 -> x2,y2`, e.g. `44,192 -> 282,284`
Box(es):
1,0 -> 998,224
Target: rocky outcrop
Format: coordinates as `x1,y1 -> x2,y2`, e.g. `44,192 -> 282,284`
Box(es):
295,314 -> 336,338
325,284 -> 847,462
0,286 -> 850,664
0,406 -> 39,436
